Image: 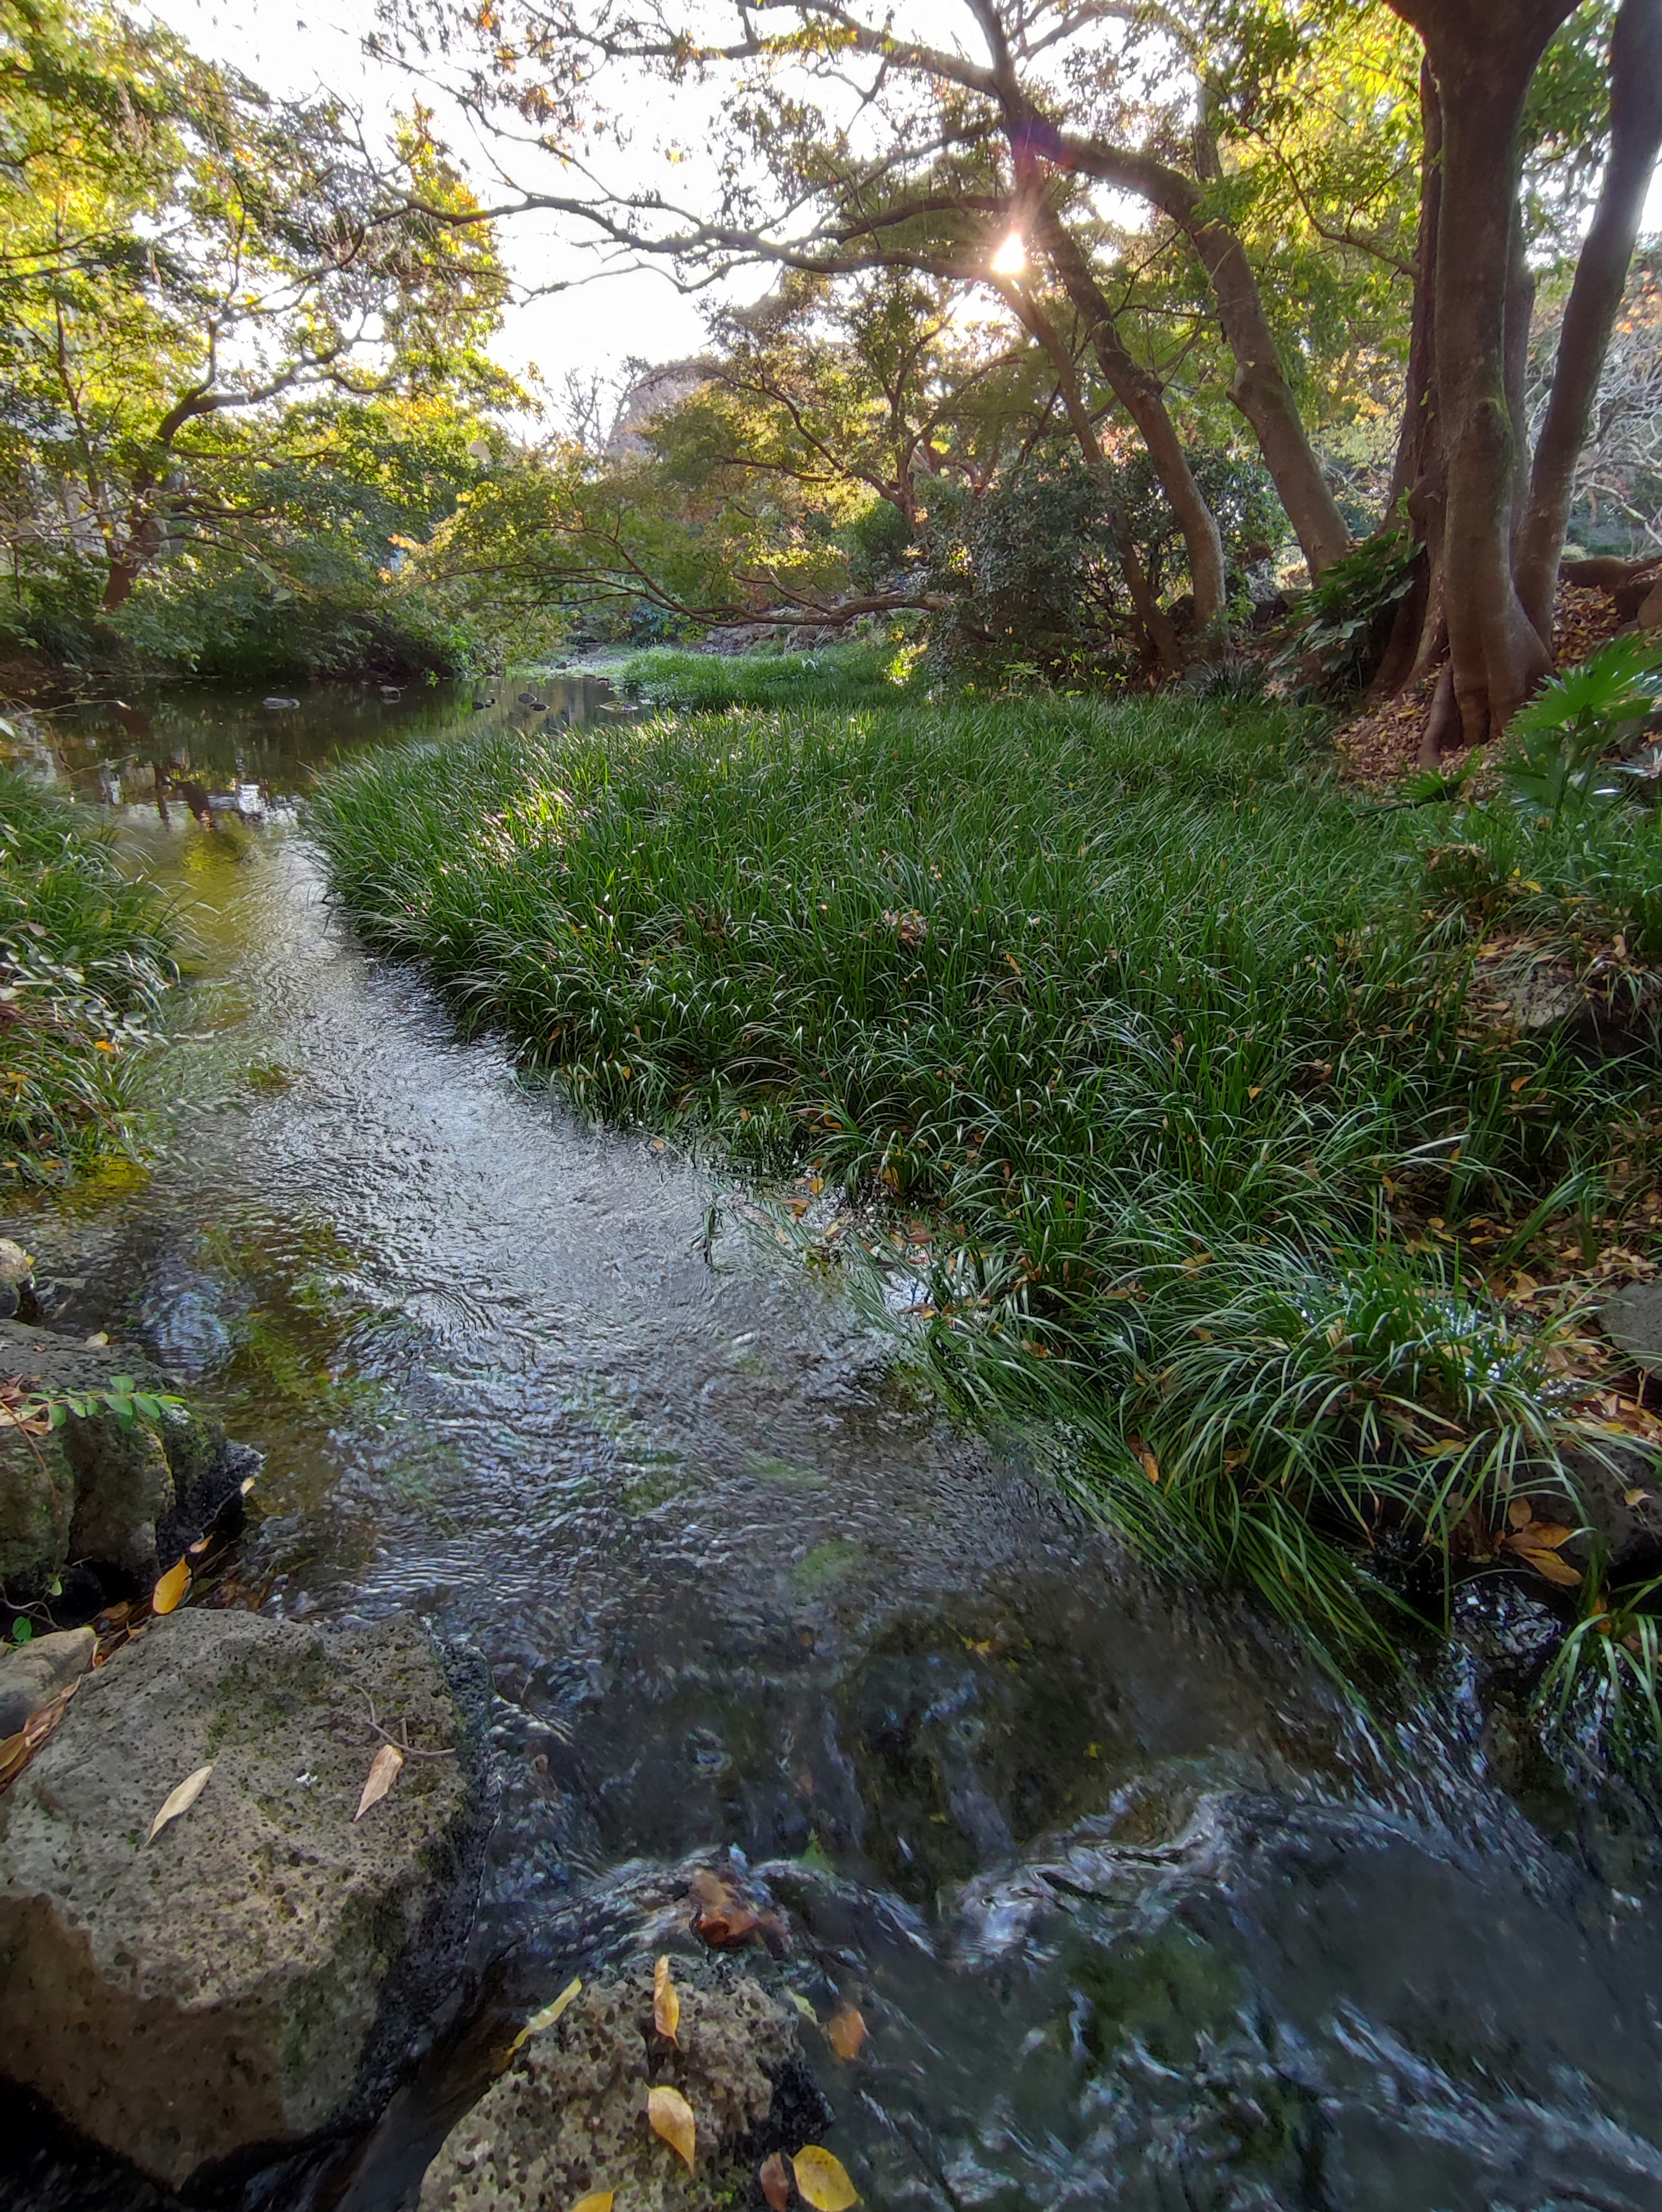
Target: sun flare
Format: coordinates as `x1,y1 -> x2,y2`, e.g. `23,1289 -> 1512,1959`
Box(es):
989,230 -> 1027,277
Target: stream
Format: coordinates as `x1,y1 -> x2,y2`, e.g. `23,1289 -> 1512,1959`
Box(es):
8,677 -> 1662,2212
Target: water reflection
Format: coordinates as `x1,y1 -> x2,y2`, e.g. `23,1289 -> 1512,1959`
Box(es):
4,679 -> 1662,2212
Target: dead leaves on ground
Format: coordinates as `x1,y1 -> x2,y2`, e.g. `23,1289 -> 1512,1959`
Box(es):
827,2004 -> 867,2061
506,1976 -> 582,2059
760,2151 -> 793,2209
148,1761 -> 213,1842
1497,1498 -> 1584,1588
354,1743 -> 404,1820
647,2083 -> 696,2170
569,2195 -> 614,2212
151,1555 -> 191,1616
686,1863 -> 786,1950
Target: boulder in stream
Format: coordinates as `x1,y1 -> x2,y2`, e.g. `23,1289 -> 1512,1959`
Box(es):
419,1963 -> 806,2212
0,1607 -> 484,2189
0,1318 -> 245,1596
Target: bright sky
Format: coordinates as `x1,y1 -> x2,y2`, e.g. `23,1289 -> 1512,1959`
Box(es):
148,0 -> 1662,405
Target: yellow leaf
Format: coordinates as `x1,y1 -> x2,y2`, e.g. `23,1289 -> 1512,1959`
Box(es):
828,2004 -> 867,2061
148,1761 -> 213,1842
354,1743 -> 404,1820
1512,1544 -> 1583,1587
653,1954 -> 681,2044
1506,1499 -> 1533,1530
1625,1488 -> 1652,1508
570,2195 -> 614,2212
647,2083 -> 696,2170
792,2145 -> 859,2210
507,1975 -> 582,2055
151,1557 -> 190,1616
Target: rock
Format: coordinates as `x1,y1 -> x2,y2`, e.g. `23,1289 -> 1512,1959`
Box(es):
1605,1281 -> 1662,1375
1563,1440 -> 1662,1578
418,1964 -> 806,2212
0,1624 -> 94,1735
1632,576 -> 1662,630
0,1319 -> 239,1595
0,1607 -> 483,2188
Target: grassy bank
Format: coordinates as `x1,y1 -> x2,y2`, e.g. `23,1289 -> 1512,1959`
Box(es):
618,636 -> 911,713
312,676 -> 1662,1662
0,762 -> 175,1180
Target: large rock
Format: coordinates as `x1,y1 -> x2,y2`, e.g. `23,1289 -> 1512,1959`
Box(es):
419,1964 -> 802,2212
0,1624 -> 93,1735
0,1318 -> 242,1595
0,1607 -> 483,2188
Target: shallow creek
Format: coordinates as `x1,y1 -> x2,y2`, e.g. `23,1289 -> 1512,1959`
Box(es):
10,680 -> 1662,2212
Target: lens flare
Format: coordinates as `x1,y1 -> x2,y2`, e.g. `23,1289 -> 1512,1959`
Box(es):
989,231 -> 1027,277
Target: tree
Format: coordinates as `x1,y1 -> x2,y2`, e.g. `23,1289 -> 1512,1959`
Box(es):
0,0 -> 509,619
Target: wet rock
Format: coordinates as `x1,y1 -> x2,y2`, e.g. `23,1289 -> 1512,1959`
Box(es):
0,1319 -> 242,1595
1563,1441 -> 1662,1578
0,1624 -> 94,1734
0,1607 -> 483,2189
418,1963 -> 800,2212
1450,1579 -> 1562,1693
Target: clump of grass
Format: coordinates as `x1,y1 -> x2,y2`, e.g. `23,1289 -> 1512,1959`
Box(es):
618,636 -> 912,713
312,683 -> 1662,1661
0,762 -> 175,1180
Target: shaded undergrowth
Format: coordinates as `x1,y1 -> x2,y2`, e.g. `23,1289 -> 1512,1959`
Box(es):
0,760 -> 176,1181
311,683 -> 1662,1674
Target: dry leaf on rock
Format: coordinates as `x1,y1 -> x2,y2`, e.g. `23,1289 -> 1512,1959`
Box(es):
148,1761 -> 213,1842
354,1742 -> 403,1820
760,2151 -> 792,2209
506,1975 -> 583,2058
653,1953 -> 681,2043
792,2145 -> 859,2210
151,1557 -> 190,1616
647,2083 -> 696,2170
570,2194 -> 614,2212
827,2005 -> 867,2061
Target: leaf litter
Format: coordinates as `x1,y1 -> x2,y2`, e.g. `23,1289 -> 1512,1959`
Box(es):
148,1761 -> 213,1842
647,2083 -> 696,2170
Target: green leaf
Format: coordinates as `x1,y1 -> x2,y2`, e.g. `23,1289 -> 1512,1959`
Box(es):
10,1618 -> 32,1643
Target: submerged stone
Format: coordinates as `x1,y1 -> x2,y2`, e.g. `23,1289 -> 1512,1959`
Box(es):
0,1608 -> 483,2189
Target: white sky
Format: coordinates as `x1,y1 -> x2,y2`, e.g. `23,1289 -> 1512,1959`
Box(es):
148,0 -> 1662,405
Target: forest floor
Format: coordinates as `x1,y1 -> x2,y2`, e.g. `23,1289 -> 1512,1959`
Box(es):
310,661 -> 1662,1718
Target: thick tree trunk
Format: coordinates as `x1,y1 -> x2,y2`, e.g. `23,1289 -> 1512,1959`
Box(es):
1373,59 -> 1445,701
1514,0 -> 1662,641
1389,0 -> 1578,746
1034,208 -> 1229,633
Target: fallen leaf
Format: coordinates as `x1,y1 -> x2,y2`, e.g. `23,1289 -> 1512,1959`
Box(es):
151,1556 -> 190,1615
647,2083 -> 696,2170
695,1901 -> 760,1946
570,2194 -> 614,2212
1510,1544 -> 1583,1587
1506,1498 -> 1534,1530
354,1743 -> 404,1820
654,1954 -> 681,2044
786,1990 -> 818,2022
792,2146 -> 859,2210
688,1866 -> 735,1909
1625,1488 -> 1652,1508
760,2151 -> 792,2210
1126,1435 -> 1160,1484
507,1975 -> 582,2055
148,1761 -> 213,1842
828,2004 -> 867,2061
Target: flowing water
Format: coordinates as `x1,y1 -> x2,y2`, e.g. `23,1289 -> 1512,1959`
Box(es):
8,679 -> 1662,2212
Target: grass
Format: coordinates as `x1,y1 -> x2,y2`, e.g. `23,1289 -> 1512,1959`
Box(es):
311,674 -> 1662,1669
0,761 -> 176,1180
618,635 -> 912,713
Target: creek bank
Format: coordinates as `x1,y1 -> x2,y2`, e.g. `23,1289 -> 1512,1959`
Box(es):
0,1605 -> 487,2190
419,1961 -> 815,2212
0,1316 -> 252,1607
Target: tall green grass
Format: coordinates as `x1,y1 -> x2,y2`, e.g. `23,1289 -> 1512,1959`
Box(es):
0,765 -> 176,1179
312,688 -> 1662,1660
618,637 -> 911,713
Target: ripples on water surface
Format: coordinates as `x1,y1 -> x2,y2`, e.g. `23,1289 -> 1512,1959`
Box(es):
8,679 -> 1662,2211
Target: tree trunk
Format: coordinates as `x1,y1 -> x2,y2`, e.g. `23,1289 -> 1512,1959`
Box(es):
1372,58 -> 1445,701
1054,130 -> 1352,578
1513,0 -> 1662,641
1388,0 -> 1578,746
1034,207 -> 1229,633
